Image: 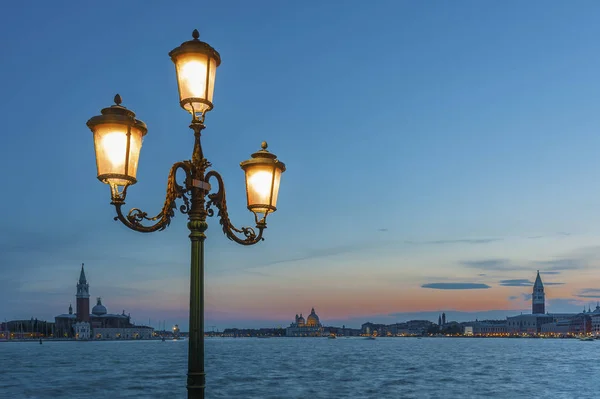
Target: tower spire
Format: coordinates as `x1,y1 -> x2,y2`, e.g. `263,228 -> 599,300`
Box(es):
79,263 -> 87,284
532,270 -> 545,314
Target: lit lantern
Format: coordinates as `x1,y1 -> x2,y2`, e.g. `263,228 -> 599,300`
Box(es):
86,94 -> 147,190
240,142 -> 286,219
169,29 -> 221,116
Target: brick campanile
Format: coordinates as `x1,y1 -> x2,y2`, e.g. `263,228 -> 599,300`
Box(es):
532,270 -> 545,314
76,263 -> 90,322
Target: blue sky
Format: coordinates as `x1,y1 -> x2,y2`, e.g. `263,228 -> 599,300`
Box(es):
2,1 -> 600,330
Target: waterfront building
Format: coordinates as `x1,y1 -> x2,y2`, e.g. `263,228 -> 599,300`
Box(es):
1,319 -> 52,339
362,320 -> 437,336
540,319 -> 571,335
540,314 -> 592,336
74,321 -> 91,340
532,270 -> 545,314
361,322 -> 386,336
464,320 -> 508,336
322,325 -> 361,337
591,306 -> 600,335
286,308 -> 323,336
54,304 -> 77,337
54,264 -> 153,339
437,313 -> 447,328
506,314 -> 553,334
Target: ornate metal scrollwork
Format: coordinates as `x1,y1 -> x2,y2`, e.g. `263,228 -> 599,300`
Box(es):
111,161 -> 193,233
205,170 -> 265,245
108,118 -> 267,244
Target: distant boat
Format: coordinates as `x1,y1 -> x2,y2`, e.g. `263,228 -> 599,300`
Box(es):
579,336 -> 594,341
366,335 -> 376,340
39,339 -> 42,345
328,333 -> 336,339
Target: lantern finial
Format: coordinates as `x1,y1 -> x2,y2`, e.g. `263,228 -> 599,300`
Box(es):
261,141 -> 268,150
114,94 -> 122,106
192,29 -> 200,40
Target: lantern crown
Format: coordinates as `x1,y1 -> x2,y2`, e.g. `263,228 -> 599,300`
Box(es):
241,142 -> 286,170
168,30 -> 222,67
86,94 -> 147,135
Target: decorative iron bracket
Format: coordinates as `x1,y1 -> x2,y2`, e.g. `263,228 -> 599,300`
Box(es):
205,170 -> 265,245
111,161 -> 193,233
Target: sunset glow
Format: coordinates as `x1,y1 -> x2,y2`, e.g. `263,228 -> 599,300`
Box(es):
3,2 -> 600,333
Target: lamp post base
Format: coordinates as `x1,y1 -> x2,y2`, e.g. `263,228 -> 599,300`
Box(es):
187,372 -> 206,399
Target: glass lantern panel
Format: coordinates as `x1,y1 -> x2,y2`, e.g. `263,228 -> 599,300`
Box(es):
245,164 -> 282,215
93,123 -> 143,185
207,57 -> 217,104
174,53 -> 216,114
125,125 -> 144,180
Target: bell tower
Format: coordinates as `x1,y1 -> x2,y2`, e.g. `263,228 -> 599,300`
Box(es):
76,263 -> 90,322
532,270 -> 545,314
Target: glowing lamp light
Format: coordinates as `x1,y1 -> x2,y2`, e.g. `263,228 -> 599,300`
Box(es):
86,94 -> 147,192
169,29 -> 221,116
240,142 -> 286,220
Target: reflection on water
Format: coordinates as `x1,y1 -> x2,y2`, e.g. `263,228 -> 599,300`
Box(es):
1,337 -> 599,398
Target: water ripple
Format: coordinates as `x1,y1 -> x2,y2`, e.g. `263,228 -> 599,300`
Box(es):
1,338 -> 599,398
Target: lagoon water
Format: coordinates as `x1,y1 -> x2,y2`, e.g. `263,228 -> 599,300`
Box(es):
1,337 -> 598,398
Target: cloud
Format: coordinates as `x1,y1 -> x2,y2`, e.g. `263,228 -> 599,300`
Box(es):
461,259 -> 524,271
407,238 -> 501,245
534,258 -> 587,271
575,288 -> 600,299
421,283 -> 491,290
499,278 -> 563,287
528,232 -> 571,239
541,271 -> 561,275
231,238 -> 402,271
377,228 -> 388,232
499,279 -> 533,287
243,244 -> 363,268
547,298 -> 587,312
507,293 -> 532,301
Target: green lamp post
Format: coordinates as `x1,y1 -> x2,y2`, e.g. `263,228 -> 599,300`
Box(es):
86,29 -> 286,399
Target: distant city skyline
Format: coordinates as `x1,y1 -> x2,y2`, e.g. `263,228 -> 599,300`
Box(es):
5,264 -> 598,331
3,2 -> 600,331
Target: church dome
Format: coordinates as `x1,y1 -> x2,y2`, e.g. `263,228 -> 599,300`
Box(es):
306,307 -> 320,326
92,297 -> 107,316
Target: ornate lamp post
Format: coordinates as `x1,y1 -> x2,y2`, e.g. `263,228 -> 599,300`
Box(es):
86,30 -> 285,399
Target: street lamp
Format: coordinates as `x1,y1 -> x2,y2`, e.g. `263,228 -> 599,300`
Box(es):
86,29 -> 286,399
